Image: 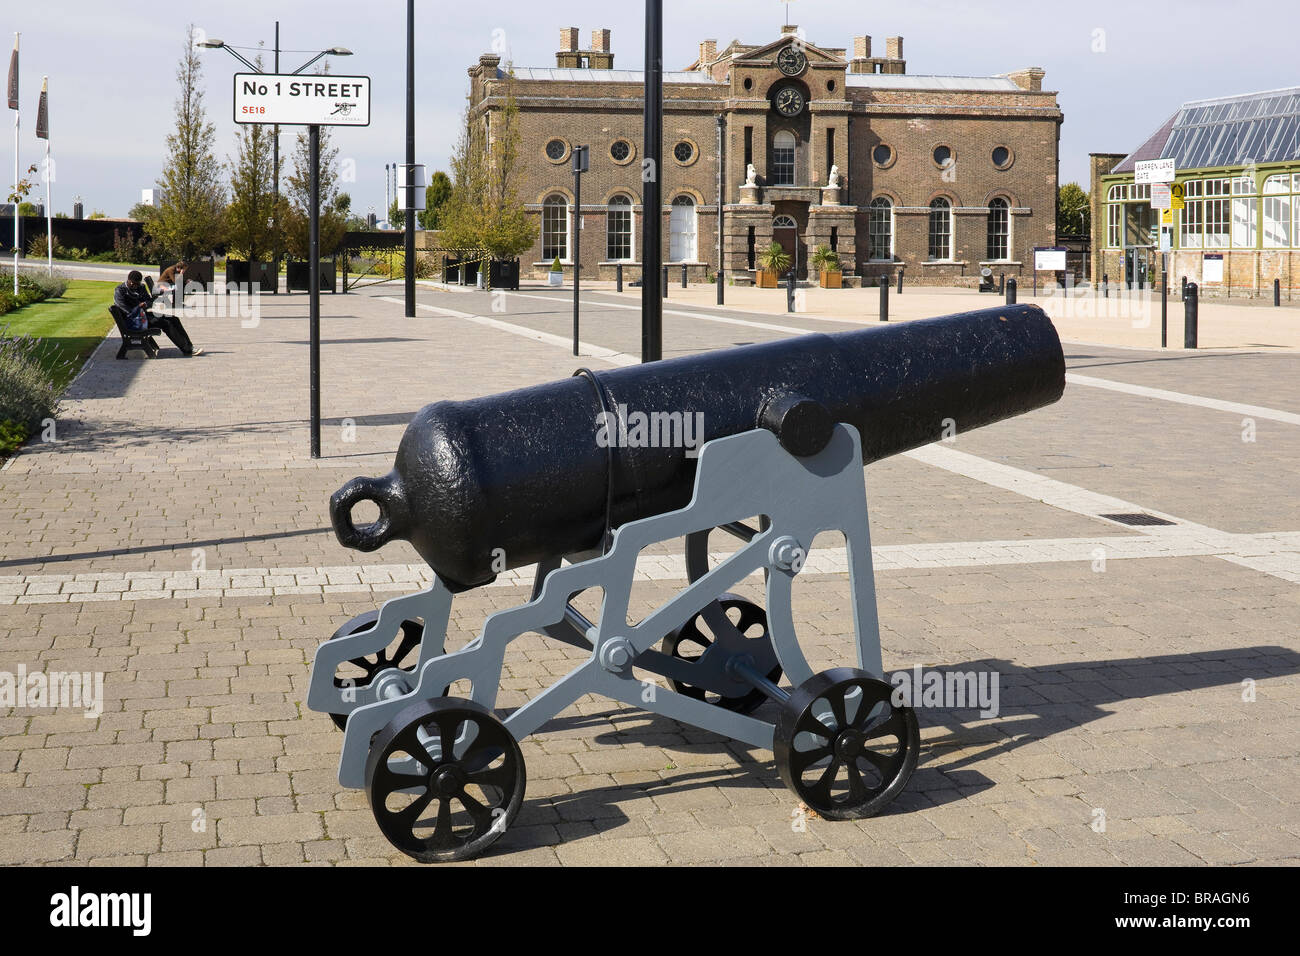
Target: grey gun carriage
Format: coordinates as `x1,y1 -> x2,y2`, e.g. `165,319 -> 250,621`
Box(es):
306,304 -> 1066,862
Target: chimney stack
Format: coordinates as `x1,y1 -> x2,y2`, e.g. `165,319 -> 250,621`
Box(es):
1005,66 -> 1046,91
853,35 -> 871,59
885,36 -> 903,59
699,39 -> 717,71
591,28 -> 611,53
560,27 -> 579,52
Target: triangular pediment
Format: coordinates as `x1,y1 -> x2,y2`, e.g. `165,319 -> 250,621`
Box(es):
735,35 -> 843,66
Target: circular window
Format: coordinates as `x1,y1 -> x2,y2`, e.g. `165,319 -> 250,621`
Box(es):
872,144 -> 894,168
610,140 -> 634,164
743,77 -> 753,91
673,140 -> 696,165
992,145 -> 1013,169
827,79 -> 837,93
933,145 -> 953,169
545,139 -> 568,162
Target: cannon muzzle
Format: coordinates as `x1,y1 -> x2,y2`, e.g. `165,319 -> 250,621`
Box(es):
331,304 -> 1065,588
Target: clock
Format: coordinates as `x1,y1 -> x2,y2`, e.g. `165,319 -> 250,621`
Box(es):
777,46 -> 807,76
773,86 -> 805,117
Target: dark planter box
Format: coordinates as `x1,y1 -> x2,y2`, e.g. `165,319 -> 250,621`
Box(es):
225,260 -> 280,293
489,258 -> 520,290
286,259 -> 338,293
160,258 -> 215,291
443,256 -> 480,286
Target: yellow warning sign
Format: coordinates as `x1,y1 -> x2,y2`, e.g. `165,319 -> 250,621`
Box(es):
1170,182 -> 1185,210
1162,209 -> 1173,224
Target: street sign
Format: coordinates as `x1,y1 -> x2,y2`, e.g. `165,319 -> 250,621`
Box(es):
233,73 -> 371,126
1170,182 -> 1185,210
1135,158 -> 1176,184
1150,183 -> 1171,209
1161,209 -> 1173,225
1033,246 -> 1067,271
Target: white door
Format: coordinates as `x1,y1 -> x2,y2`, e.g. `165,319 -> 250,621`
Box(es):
670,196 -> 697,262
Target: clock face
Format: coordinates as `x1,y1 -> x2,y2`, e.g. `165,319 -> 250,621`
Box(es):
777,46 -> 807,76
774,86 -> 805,117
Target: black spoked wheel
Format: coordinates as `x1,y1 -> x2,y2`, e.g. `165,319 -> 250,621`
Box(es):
661,595 -> 782,715
328,611 -> 424,730
365,698 -> 526,863
774,668 -> 919,820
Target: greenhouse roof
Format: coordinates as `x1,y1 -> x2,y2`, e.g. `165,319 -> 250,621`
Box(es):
1113,87 -> 1300,173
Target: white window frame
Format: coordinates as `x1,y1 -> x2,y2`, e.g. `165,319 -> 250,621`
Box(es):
669,195 -> 698,262
772,131 -> 796,186
542,194 -> 570,262
928,198 -> 953,261
868,197 -> 894,260
605,194 -> 635,262
1107,203 -> 1122,248
986,198 -> 1010,261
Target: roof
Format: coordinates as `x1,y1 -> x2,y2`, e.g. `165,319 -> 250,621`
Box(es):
1113,86 -> 1300,173
498,67 -> 1021,91
500,67 -> 723,85
845,73 -> 1020,92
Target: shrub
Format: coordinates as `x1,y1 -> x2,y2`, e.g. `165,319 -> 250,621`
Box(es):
27,232 -> 68,260
0,327 -> 70,438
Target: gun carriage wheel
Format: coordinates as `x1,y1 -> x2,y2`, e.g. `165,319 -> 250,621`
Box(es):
365,698 -> 525,863
326,612 -> 424,730
774,668 -> 919,820
660,594 -> 782,714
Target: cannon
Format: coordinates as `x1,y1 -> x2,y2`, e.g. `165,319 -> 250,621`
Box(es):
307,304 -> 1065,862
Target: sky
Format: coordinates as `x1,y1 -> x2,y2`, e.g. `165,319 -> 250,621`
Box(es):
5,0 -> 1297,218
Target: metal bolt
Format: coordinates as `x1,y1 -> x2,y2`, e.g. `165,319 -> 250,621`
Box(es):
600,638 -> 634,673
769,536 -> 804,573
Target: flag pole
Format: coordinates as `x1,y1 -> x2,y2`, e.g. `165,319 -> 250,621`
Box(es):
39,77 -> 49,274
9,34 -> 18,294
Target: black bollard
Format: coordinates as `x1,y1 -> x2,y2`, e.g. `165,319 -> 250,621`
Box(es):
1275,278 -> 1281,307
682,265 -> 688,289
787,271 -> 796,313
1181,275 -> 1187,300
879,274 -> 889,322
998,273 -> 1005,295
616,263 -> 623,293
1160,269 -> 1168,348
1184,282 -> 1198,349
896,270 -> 904,294
662,265 -> 669,299
1006,276 -> 1017,305
1102,273 -> 1108,299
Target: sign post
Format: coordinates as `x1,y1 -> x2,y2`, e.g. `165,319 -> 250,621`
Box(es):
572,145 -> 588,356
1033,246 -> 1067,296
234,72 -> 370,459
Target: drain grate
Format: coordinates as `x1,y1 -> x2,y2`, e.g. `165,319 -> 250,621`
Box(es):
1099,512 -> 1176,527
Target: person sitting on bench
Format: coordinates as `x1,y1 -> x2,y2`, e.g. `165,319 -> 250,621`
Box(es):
157,260 -> 188,305
113,270 -> 202,357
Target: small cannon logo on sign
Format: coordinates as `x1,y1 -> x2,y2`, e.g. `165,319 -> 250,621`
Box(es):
233,73 -> 371,127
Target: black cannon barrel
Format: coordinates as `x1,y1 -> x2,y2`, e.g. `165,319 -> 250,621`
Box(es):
332,304 -> 1064,589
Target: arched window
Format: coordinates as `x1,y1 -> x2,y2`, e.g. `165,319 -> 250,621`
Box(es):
772,131 -> 796,186
868,197 -> 893,260
670,195 -> 697,262
1108,184 -> 1124,202
773,214 -> 797,229
986,198 -> 1009,260
928,198 -> 952,261
606,195 -> 634,261
542,194 -> 568,261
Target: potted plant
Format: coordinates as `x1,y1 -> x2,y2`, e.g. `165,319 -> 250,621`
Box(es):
756,242 -> 791,289
548,256 -> 564,287
813,245 -> 842,289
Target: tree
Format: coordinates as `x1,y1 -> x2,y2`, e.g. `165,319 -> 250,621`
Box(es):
387,200 -> 405,230
1058,182 -> 1090,236
438,79 -> 537,258
127,202 -> 159,224
282,125 -> 346,259
224,54 -> 283,264
16,202 -> 36,217
148,26 -> 226,259
418,171 -> 452,230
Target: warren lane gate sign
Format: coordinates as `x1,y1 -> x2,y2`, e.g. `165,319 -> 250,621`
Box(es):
233,73 -> 371,127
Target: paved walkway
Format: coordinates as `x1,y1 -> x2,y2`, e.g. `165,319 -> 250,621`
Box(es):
0,282 -> 1297,866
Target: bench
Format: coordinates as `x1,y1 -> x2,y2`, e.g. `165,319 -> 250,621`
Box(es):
109,305 -> 162,360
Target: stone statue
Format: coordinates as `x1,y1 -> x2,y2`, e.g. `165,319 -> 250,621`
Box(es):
827,165 -> 841,189
745,163 -> 758,187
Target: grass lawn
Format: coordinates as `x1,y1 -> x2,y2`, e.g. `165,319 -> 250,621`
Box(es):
1,279 -> 116,390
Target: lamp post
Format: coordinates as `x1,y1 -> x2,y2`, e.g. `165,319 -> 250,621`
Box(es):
640,0 -> 663,362
572,145 -> 589,356
403,0 -> 416,317
200,34 -> 352,461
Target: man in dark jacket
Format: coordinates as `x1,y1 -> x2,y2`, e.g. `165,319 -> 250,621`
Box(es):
114,270 -> 201,356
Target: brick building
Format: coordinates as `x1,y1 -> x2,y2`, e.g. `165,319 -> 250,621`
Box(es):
466,25 -> 1063,285
1090,87 -> 1300,296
